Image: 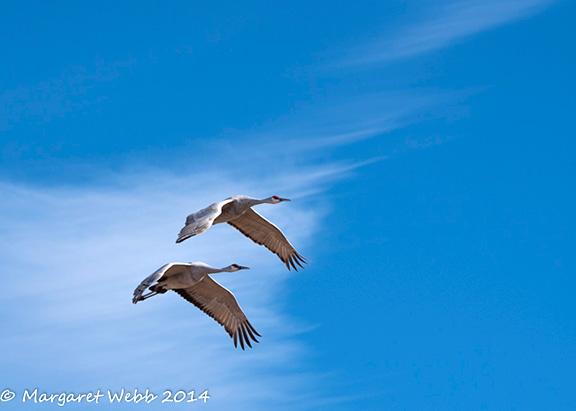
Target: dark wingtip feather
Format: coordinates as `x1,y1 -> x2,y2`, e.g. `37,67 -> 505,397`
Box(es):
295,253 -> 309,263
247,321 -> 262,338
288,256 -> 298,271
294,256 -> 304,269
238,330 -> 245,350
244,323 -> 259,343
283,252 -> 308,272
241,325 -> 252,348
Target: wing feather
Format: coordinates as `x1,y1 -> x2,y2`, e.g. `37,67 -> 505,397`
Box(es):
176,199 -> 234,243
173,276 -> 260,349
228,208 -> 308,271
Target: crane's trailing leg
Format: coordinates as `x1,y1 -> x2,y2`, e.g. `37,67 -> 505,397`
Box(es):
133,284 -> 168,303
139,291 -> 158,300
149,284 -> 169,294
132,282 -> 169,304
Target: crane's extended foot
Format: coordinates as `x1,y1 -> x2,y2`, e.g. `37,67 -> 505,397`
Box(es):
133,291 -> 159,304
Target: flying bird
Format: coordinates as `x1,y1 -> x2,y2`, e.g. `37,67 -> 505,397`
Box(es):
176,195 -> 308,271
133,262 -> 260,350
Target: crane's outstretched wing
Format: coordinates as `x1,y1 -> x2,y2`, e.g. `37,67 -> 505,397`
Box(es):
173,276 -> 260,350
228,208 -> 307,271
132,263 -> 191,303
176,198 -> 234,243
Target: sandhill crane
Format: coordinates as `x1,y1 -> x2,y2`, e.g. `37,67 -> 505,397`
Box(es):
133,262 -> 260,349
176,195 -> 307,271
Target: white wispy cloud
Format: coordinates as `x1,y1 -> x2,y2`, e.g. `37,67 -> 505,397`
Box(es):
340,0 -> 553,66
0,159 -> 362,410
185,88 -> 471,171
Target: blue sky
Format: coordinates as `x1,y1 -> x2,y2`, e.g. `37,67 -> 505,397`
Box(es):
1,0 -> 575,409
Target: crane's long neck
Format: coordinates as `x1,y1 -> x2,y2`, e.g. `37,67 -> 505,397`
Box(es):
232,198 -> 267,215
219,265 -> 238,273
200,265 -> 236,274
245,198 -> 267,207
203,266 -> 228,274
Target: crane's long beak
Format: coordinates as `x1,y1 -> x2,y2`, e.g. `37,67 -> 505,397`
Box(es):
279,198 -> 291,202
238,266 -> 250,270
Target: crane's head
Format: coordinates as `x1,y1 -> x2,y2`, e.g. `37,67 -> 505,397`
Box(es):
229,264 -> 250,272
268,195 -> 291,203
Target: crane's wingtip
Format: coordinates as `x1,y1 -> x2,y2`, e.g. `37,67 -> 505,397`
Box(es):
294,252 -> 309,263
247,321 -> 261,338
283,252 -> 310,271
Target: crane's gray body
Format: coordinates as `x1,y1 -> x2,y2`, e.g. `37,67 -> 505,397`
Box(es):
213,195 -> 259,224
